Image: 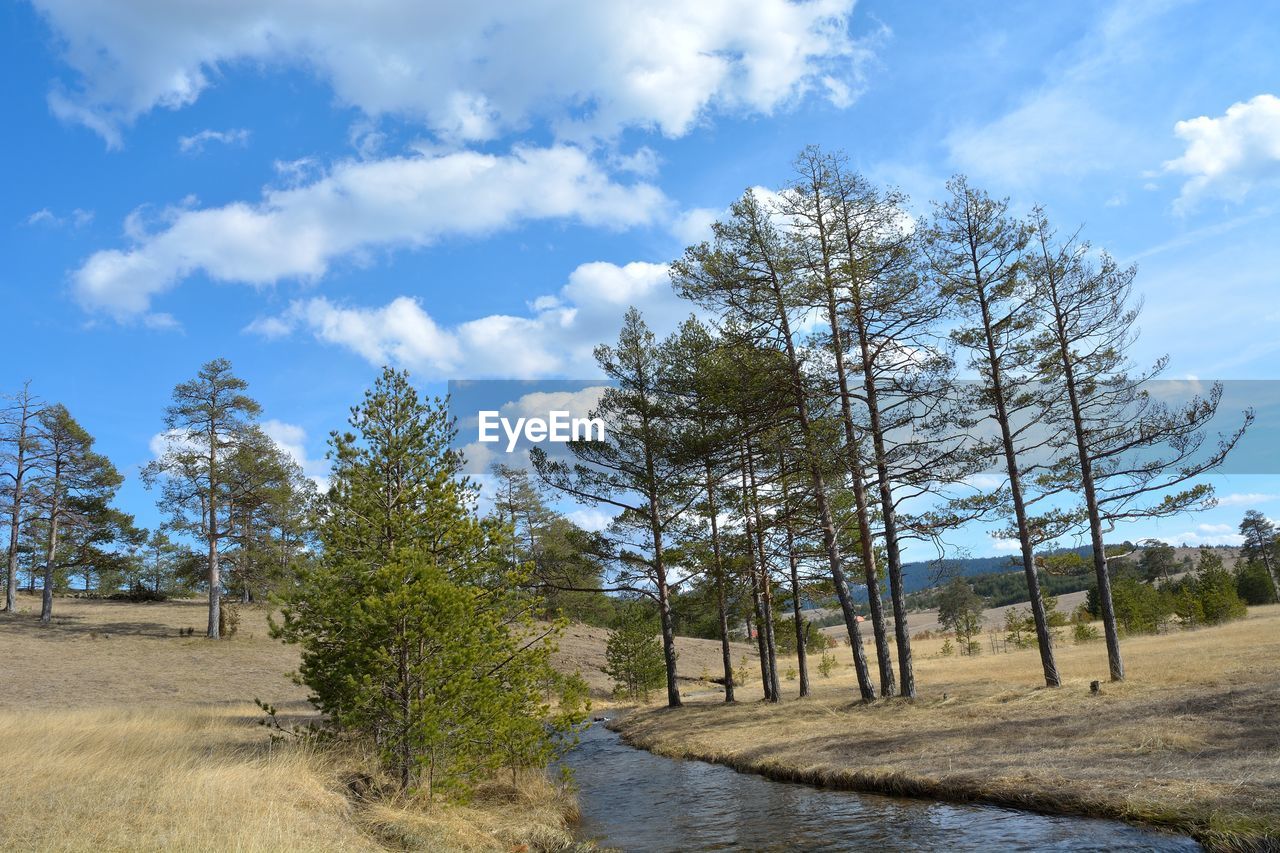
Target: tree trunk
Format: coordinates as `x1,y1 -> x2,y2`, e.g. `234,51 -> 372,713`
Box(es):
748,563 -> 772,699
40,497 -> 59,624
207,433 -> 221,640
785,521 -> 810,697
777,446 -> 811,697
975,288 -> 1060,688
762,261 -> 874,701
819,252 -> 896,697
1054,324 -> 1124,681
4,427 -> 26,615
705,462 -> 736,702
746,444 -> 780,702
850,299 -> 915,698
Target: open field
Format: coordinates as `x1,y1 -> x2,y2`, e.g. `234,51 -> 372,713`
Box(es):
616,604 -> 1280,850
816,588 -> 1093,641
0,594 -> 591,851
555,621 -> 757,700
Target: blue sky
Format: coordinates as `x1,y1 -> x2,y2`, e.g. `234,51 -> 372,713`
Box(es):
3,0 -> 1278,557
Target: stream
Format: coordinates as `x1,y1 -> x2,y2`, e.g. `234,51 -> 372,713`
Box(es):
559,722 -> 1202,852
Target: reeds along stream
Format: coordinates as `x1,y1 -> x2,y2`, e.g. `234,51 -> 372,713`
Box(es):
559,722 -> 1202,852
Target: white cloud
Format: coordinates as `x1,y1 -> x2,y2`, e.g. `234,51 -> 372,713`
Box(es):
1157,522 -> 1245,547
149,418 -> 328,488
670,207 -> 721,246
177,127 -> 250,154
1163,94 -> 1280,212
260,419 -> 329,489
249,260 -> 686,379
25,207 -> 93,228
35,0 -> 874,145
990,536 -> 1022,553
73,145 -> 669,324
568,508 -> 615,533
1215,492 -> 1279,508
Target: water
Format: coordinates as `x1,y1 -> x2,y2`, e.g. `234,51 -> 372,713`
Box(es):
560,722 -> 1201,852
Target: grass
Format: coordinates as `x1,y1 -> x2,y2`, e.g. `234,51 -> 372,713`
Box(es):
614,605 -> 1280,852
0,593 -> 590,852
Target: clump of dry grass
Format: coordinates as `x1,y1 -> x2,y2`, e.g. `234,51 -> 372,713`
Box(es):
0,706 -> 377,852
0,705 -> 590,852
0,594 -> 590,851
616,604 -> 1280,852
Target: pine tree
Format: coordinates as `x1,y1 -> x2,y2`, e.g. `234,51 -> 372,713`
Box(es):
1,384 -> 44,614
673,189 -> 876,701
605,604 -> 668,701
533,310 -> 696,708
1238,510 -> 1280,601
144,359 -> 262,638
1027,209 -> 1251,680
32,404 -> 122,621
928,177 -> 1063,688
273,367 -> 586,793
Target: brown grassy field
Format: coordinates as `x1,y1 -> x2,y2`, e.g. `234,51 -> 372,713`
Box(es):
616,604 -> 1280,851
0,593 -> 591,852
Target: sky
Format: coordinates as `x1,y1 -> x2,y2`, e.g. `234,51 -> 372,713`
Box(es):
2,0 -> 1278,558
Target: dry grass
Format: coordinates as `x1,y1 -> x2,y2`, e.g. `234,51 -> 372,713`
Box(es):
552,621 -> 756,701
616,604 -> 1280,851
0,594 -> 589,851
0,706 -> 377,852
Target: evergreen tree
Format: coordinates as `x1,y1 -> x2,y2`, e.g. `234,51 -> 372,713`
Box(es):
274,367 -> 586,793
1028,209 -> 1251,680
927,178 -> 1064,688
605,603 -> 668,701
673,189 -> 877,701
31,404 -> 123,621
144,359 -> 262,638
533,309 -> 696,708
1,383 -> 44,614
1238,510 -> 1280,601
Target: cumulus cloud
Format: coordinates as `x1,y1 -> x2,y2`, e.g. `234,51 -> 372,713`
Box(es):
73,145 -> 669,324
177,127 -> 250,154
247,260 -> 687,378
260,419 -> 329,489
1163,94 -> 1280,212
35,0 -> 874,145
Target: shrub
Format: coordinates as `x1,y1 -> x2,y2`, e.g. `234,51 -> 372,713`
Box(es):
604,605 -> 668,702
817,651 -> 837,678
1235,561 -> 1278,605
1073,623 -> 1100,644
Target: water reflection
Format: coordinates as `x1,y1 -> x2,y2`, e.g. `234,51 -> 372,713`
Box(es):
559,722 -> 1201,852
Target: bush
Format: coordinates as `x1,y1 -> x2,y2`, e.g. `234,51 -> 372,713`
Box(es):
1236,562 -> 1278,605
1073,623 -> 1100,644
817,651 -> 837,678
939,638 -> 954,657
605,605 -> 669,702
218,602 -> 239,637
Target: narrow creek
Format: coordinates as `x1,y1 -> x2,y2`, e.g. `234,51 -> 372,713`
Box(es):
559,722 -> 1202,852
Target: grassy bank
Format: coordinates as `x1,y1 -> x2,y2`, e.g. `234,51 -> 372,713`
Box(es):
0,594 -> 590,852
614,604 -> 1280,852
